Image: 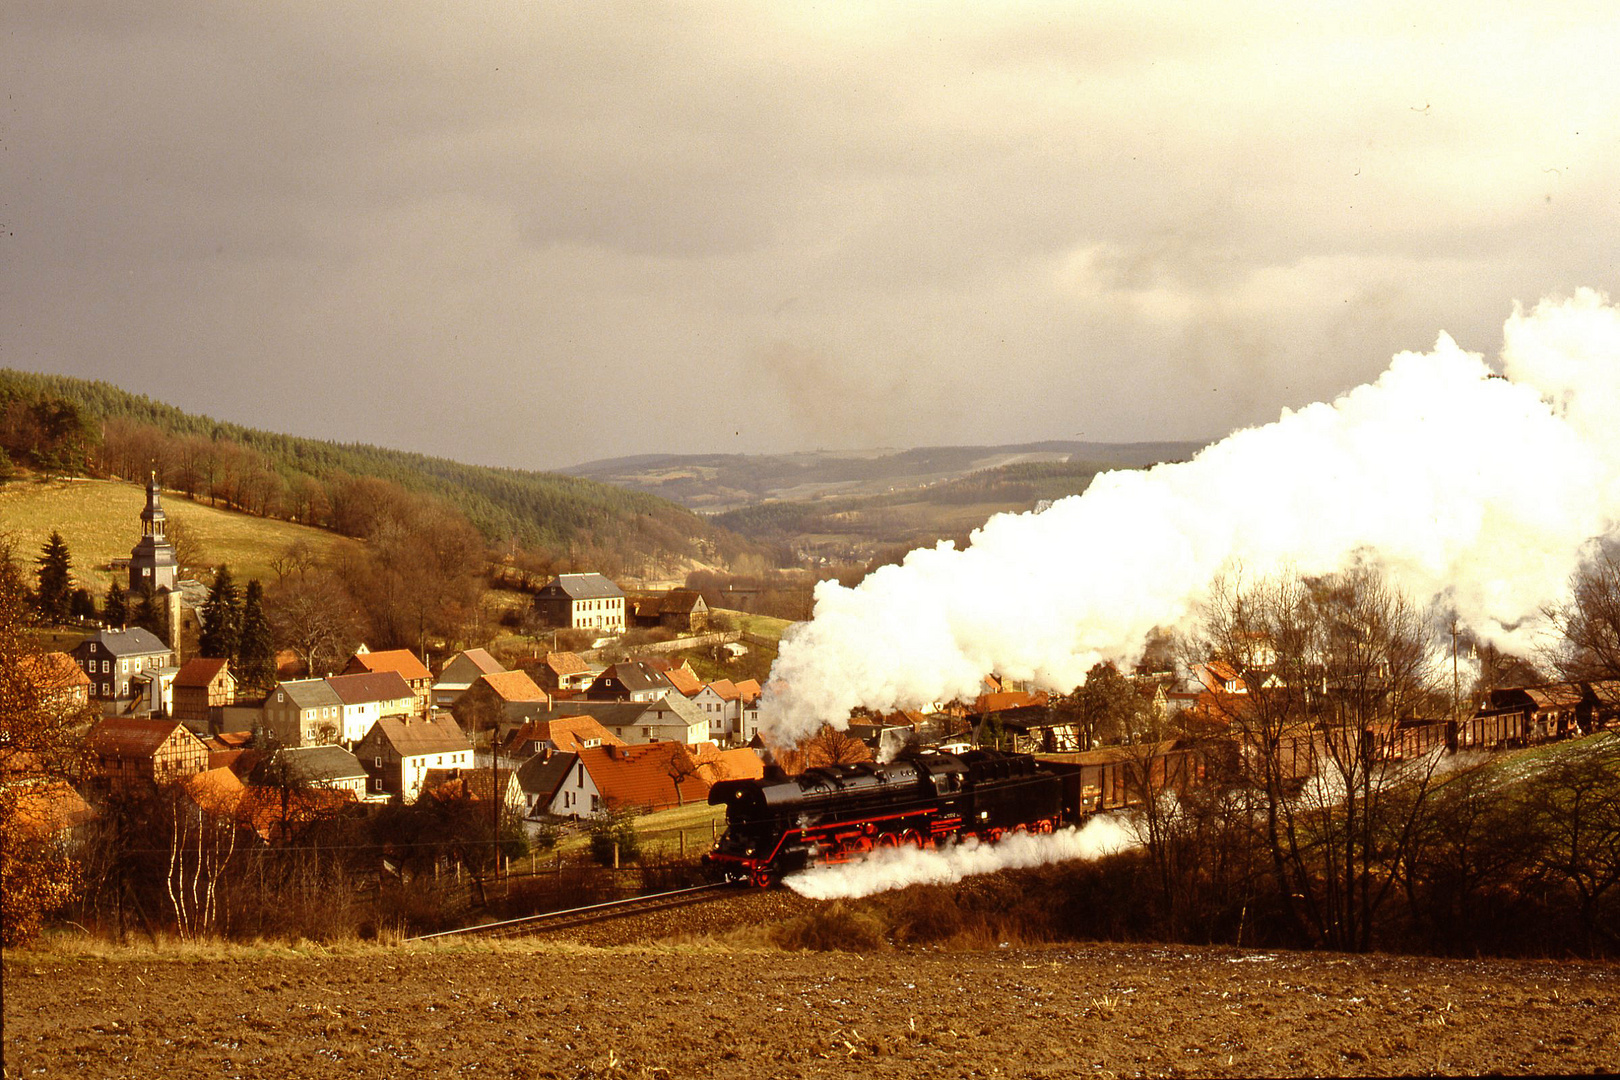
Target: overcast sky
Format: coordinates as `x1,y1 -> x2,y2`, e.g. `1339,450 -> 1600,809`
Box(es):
3,3 -> 1616,470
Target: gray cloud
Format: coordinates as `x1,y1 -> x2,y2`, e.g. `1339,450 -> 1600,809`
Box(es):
3,3 -> 1618,469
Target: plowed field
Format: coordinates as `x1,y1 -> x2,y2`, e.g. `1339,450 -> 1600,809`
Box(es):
5,891 -> 1617,1078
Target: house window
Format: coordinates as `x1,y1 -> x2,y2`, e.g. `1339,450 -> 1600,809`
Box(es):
375,757 -> 382,767
576,762 -> 584,786
591,794 -> 599,813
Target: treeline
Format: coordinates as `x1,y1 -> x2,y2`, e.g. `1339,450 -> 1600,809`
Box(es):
0,369 -> 763,574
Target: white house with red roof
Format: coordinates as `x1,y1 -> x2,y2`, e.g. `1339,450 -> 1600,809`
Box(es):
327,671 -> 417,745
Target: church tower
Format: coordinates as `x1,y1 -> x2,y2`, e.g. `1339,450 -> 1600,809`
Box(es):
129,473 -> 178,593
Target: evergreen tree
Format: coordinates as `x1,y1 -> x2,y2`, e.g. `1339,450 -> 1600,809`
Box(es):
133,585 -> 166,639
236,579 -> 275,693
103,580 -> 128,627
33,532 -> 72,624
68,587 -> 95,623
199,564 -> 241,660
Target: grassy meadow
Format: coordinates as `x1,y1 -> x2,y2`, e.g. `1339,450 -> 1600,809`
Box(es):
0,474 -> 361,593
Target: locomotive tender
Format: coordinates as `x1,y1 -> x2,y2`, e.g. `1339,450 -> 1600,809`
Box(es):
704,748 -> 1083,886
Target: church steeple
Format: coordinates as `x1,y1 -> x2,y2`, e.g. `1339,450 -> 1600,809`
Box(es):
140,471 -> 167,540
130,472 -> 178,593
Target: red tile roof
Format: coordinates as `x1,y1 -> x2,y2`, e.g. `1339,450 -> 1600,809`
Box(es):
6,779 -> 95,836
87,717 -> 194,757
506,714 -> 624,754
174,657 -> 231,688
476,670 -> 548,703
734,679 -> 763,705
662,668 -> 703,696
18,652 -> 90,692
345,649 -> 432,682
179,766 -> 246,818
707,679 -> 740,702
541,652 -> 590,677
578,743 -> 712,812
444,648 -> 504,677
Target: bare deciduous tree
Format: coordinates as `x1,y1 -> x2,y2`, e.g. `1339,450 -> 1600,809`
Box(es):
1190,566 -> 1447,951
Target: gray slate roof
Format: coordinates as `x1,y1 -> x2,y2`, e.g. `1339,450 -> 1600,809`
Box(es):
260,745 -> 369,785
514,751 -> 578,803
80,627 -> 171,658
327,671 -> 414,705
541,573 -> 624,601
365,713 -> 473,758
594,661 -> 669,694
274,678 -> 344,710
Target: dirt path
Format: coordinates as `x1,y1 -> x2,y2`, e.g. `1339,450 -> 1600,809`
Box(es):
6,937 -> 1618,1078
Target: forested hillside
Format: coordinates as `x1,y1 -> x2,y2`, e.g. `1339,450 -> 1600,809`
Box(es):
0,369 -> 758,575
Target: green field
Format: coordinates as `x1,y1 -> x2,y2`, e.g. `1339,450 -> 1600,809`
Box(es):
550,799 -> 729,859
0,475 -> 362,593
718,608 -> 795,645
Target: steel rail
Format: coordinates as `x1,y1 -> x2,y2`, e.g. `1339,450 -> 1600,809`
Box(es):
402,883 -> 730,942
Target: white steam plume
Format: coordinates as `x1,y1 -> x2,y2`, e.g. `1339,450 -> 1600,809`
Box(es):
784,818 -> 1136,900
763,290 -> 1620,743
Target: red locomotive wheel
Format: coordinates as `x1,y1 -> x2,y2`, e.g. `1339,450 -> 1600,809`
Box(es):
877,833 -> 900,849
901,829 -> 925,848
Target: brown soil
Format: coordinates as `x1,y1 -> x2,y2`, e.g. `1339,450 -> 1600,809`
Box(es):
5,890 -> 1618,1079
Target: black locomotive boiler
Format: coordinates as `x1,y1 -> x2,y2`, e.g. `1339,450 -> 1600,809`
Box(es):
704,749 -> 1082,886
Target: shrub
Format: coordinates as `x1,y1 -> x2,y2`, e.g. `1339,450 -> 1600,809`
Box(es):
587,810 -> 641,866
770,902 -> 888,952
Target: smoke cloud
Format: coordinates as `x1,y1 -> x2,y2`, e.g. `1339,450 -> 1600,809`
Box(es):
784,818 -> 1136,900
763,290 -> 1620,742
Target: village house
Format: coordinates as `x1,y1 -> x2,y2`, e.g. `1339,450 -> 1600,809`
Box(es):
659,664 -> 704,698
262,678 -> 345,747
585,661 -> 673,703
503,714 -> 624,758
532,573 -> 626,632
71,627 -> 174,714
430,648 -> 505,709
128,664 -> 180,720
86,716 -> 209,793
502,695 -> 710,747
543,741 -> 764,818
355,713 -> 474,802
526,651 -> 594,694
629,588 -> 710,633
514,751 -> 580,817
18,651 -> 91,711
254,745 -> 372,800
4,777 -> 96,840
452,670 -> 549,738
418,766 -> 525,818
327,671 -> 417,745
736,679 -> 763,743
341,647 -> 433,713
170,657 -> 236,732
691,679 -> 743,741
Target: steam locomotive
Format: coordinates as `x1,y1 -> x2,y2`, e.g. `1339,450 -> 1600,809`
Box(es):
704,749 -> 1082,886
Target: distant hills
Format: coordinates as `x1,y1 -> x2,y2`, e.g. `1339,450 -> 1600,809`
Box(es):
565,441 -> 1208,512
1,368 -> 1210,574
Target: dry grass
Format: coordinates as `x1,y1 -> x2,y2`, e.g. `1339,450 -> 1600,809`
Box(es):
0,475 -> 360,590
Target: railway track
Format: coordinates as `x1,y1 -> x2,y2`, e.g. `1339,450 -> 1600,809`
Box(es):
403,883 -> 734,943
